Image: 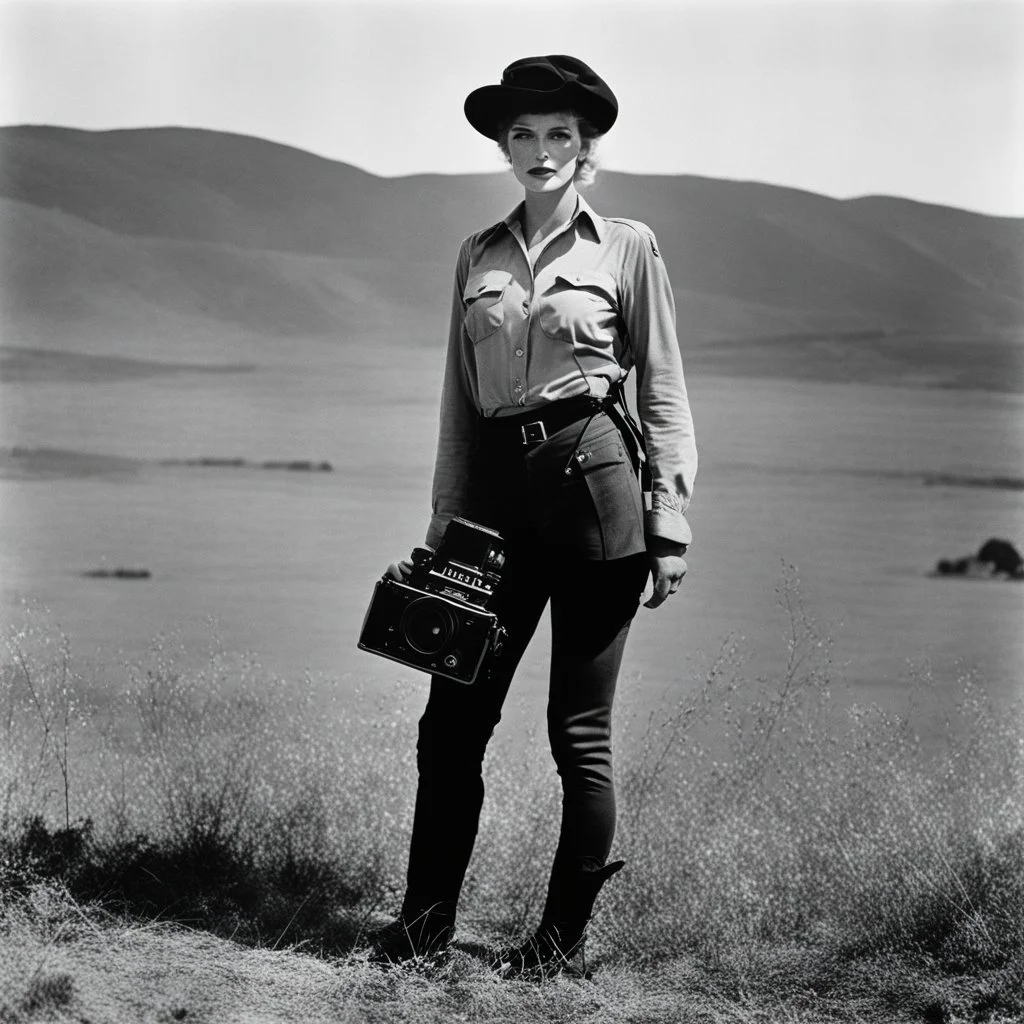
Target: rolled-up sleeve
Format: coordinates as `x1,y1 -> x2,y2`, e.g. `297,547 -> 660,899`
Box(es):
427,240 -> 477,549
619,225 -> 698,548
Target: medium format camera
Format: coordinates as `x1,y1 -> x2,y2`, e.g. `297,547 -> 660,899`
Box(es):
358,516 -> 508,685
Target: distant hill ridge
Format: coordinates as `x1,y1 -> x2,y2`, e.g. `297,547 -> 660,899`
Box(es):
2,125 -> 1022,391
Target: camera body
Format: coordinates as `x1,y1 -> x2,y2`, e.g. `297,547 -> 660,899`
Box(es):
358,516 -> 508,685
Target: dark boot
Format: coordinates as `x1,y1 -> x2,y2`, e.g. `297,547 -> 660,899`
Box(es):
367,902 -> 456,965
493,860 -> 625,978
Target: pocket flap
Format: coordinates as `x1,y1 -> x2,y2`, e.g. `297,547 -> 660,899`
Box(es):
552,270 -> 616,293
576,434 -> 627,470
464,270 -> 513,302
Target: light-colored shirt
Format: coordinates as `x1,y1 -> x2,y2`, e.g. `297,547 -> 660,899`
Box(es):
427,195 -> 697,550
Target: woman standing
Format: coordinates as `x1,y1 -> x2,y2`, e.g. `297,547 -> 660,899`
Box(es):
373,55 -> 697,975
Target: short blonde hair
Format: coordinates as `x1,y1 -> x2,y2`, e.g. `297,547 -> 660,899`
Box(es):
495,110 -> 603,187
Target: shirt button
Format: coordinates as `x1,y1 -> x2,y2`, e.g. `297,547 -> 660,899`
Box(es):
515,348 -> 524,357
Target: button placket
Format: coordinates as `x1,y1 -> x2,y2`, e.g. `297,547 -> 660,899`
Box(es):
516,293 -> 529,360
508,240 -> 534,406
510,299 -> 529,397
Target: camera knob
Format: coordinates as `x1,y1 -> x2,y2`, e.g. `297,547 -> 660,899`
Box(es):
411,546 -> 433,567
443,654 -> 459,669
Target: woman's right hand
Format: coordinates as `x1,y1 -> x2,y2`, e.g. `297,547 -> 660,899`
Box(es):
386,558 -> 414,581
386,544 -> 434,581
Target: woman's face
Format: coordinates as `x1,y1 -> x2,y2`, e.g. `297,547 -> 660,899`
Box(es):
506,112 -> 585,194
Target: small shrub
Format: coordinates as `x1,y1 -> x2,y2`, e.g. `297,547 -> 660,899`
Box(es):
20,971 -> 75,1013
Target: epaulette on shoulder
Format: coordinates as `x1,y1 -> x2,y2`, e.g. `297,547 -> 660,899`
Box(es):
603,217 -> 661,257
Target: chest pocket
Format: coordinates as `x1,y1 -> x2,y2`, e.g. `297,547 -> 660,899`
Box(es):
538,271 -> 618,343
463,270 -> 512,344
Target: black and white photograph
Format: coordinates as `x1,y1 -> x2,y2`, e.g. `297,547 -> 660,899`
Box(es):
1,1 -> 1022,1021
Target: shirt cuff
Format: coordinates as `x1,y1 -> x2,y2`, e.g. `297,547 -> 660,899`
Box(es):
644,506 -> 692,548
425,513 -> 451,551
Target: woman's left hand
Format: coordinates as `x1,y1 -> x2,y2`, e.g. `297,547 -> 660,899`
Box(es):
643,537 -> 688,609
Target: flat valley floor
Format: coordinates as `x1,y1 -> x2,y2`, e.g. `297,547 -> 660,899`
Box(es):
2,340 -> 1022,750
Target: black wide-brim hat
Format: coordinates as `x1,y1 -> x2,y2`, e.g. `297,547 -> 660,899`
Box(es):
464,55 -> 618,140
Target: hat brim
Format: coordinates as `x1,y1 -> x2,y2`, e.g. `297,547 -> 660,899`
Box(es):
464,82 -> 617,140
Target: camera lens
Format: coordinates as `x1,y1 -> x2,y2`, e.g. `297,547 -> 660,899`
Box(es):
401,598 -> 458,655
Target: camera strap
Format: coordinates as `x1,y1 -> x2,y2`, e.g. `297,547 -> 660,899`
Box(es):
561,377 -> 651,499
603,377 -> 652,498
606,326 -> 651,500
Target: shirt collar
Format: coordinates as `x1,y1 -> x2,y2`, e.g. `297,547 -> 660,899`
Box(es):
575,195 -> 605,242
500,194 -> 605,244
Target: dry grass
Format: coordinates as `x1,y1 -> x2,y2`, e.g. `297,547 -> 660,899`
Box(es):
1,572 -> 1022,1023
3,886 -> 1021,1023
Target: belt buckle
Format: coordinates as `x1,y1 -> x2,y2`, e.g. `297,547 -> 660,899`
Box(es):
521,421 -> 547,446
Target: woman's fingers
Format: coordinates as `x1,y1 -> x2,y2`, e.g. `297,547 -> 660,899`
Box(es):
385,559 -> 415,581
643,575 -> 672,609
643,554 -> 687,609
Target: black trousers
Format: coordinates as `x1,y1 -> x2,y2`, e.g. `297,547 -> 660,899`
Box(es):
403,409 -> 650,922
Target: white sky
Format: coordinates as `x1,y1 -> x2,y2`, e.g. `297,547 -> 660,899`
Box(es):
2,0 -> 1022,215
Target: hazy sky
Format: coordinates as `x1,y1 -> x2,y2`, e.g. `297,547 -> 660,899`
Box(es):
2,0 -> 1022,215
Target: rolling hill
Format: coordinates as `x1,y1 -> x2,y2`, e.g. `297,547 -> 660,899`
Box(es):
1,125 -> 1022,390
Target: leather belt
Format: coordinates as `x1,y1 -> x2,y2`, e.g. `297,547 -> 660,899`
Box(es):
479,395 -> 612,448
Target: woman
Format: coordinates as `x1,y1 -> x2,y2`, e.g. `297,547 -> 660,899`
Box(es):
372,55 -> 697,974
